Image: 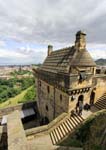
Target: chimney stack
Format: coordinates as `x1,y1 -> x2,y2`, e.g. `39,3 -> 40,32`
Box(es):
48,45 -> 53,56
75,31 -> 86,50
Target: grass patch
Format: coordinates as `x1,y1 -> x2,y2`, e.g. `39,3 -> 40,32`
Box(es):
18,85 -> 36,103
0,86 -> 32,108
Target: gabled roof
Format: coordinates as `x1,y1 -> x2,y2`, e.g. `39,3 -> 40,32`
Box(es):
40,46 -> 76,73
38,30 -> 97,74
39,46 -> 96,74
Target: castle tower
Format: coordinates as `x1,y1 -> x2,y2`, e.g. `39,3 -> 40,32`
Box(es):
34,31 -> 96,124
75,31 -> 86,50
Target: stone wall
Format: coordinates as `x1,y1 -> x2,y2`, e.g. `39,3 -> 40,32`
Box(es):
0,101 -> 36,118
37,79 -> 69,122
54,88 -> 69,118
94,75 -> 106,102
69,73 -> 93,89
36,70 -> 106,122
7,111 -> 27,150
37,79 -> 54,121
68,91 -> 91,112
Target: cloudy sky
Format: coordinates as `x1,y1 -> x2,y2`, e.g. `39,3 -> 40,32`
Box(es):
0,0 -> 106,65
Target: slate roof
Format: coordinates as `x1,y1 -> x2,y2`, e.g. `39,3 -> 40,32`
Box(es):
39,46 -> 96,74
40,46 -> 76,73
71,49 -> 96,67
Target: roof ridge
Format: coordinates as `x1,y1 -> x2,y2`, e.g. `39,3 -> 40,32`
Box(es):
51,46 -> 73,53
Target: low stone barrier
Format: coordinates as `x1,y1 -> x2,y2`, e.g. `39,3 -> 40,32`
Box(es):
25,112 -> 68,137
0,101 -> 36,118
7,110 -> 28,150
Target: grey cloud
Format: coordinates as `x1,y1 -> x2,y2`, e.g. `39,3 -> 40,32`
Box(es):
0,0 -> 106,45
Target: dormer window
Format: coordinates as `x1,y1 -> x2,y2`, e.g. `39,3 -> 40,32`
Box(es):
79,71 -> 86,82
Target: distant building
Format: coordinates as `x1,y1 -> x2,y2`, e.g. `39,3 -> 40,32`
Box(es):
34,31 -> 106,123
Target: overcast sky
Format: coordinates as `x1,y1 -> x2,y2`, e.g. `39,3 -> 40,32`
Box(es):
0,0 -> 106,65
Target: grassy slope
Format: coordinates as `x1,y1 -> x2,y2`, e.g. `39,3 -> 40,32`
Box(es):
0,86 -> 32,108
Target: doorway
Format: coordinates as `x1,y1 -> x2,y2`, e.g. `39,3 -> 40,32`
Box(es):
78,95 -> 84,102
75,95 -> 84,115
90,91 -> 95,105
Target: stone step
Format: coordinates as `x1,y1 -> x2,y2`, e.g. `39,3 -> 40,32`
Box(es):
50,115 -> 84,145
96,93 -> 106,102
95,103 -> 106,110
59,124 -> 66,136
77,115 -> 85,122
95,101 -> 106,107
63,120 -> 72,132
65,119 -> 74,130
50,132 -> 56,145
93,92 -> 106,110
95,102 -> 106,109
67,118 -> 76,128
73,116 -> 82,124
58,126 -> 64,138
52,130 -> 59,143
55,128 -> 61,141
70,117 -> 79,127
61,123 -> 68,135
96,99 -> 106,105
95,101 -> 106,106
56,127 -> 63,139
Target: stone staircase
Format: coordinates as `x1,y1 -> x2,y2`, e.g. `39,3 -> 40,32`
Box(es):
49,114 -> 84,145
94,93 -> 106,110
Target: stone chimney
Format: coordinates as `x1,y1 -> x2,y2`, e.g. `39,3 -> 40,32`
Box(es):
48,45 -> 53,56
75,31 -> 86,50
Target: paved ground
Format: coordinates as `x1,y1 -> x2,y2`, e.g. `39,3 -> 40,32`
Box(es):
82,110 -> 92,119
28,134 -> 53,146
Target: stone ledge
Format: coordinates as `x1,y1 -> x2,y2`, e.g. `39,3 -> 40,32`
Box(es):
7,110 -> 27,150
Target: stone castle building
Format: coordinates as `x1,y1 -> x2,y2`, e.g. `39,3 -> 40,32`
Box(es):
0,31 -> 106,150
34,31 -> 106,123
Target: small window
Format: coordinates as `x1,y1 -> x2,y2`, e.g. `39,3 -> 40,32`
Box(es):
46,105 -> 48,111
60,94 -> 62,101
79,71 -> 86,82
47,86 -> 50,93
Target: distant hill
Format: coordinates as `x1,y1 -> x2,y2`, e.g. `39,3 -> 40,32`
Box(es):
95,58 -> 106,66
